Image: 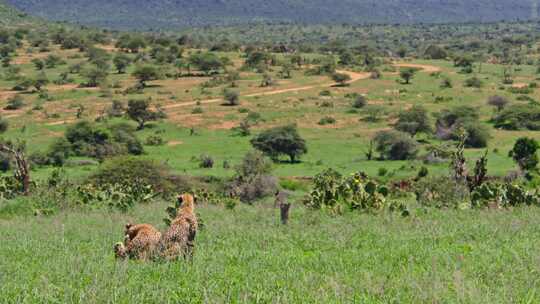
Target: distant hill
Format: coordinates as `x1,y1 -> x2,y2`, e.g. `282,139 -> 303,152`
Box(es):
4,0 -> 538,30
0,0 -> 36,26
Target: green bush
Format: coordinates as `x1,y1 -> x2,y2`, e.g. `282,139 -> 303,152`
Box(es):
352,95 -> 367,108
435,106 -> 489,147
394,105 -> 432,136
4,95 -> 24,110
198,154 -> 215,168
87,156 -> 172,194
63,121 -> 144,160
510,137 -> 539,171
415,176 -> 470,209
145,135 -> 166,146
493,104 -> 540,130
318,116 -> 336,125
464,76 -> 483,88
231,150 -> 277,203
373,130 -> 418,160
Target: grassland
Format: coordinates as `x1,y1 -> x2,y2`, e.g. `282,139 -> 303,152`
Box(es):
2,201 -> 540,303
1,42 -> 539,181
2,30 -> 540,303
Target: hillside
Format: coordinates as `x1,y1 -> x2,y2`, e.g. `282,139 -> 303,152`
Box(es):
0,0 -> 35,26
5,0 -> 537,30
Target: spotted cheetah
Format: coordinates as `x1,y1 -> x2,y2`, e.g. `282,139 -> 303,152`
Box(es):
159,193 -> 198,261
114,223 -> 162,261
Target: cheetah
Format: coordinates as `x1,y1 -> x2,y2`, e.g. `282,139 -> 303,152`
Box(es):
114,223 -> 162,261
159,193 -> 198,261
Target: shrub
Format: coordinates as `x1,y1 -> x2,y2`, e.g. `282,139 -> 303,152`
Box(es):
487,95 -> 509,111
417,166 -> 429,179
318,116 -> 336,125
319,100 -> 334,108
245,111 -> 263,124
394,105 -> 431,136
440,78 -> 453,88
63,121 -> 144,160
352,95 -> 367,108
145,135 -> 165,146
362,105 -> 386,122
319,90 -> 331,96
232,120 -> 251,136
106,100 -> 125,118
198,154 -> 215,168
331,72 -> 351,86
435,106 -> 486,145
250,124 -> 307,163
231,150 -> 277,203
88,156 -> 172,194
191,107 -> 203,114
4,95 -> 24,110
464,77 -> 483,88
508,86 -> 533,94
510,137 -> 539,171
493,104 -> 540,130
415,176 -> 470,209
463,122 -> 490,148
373,130 -> 418,160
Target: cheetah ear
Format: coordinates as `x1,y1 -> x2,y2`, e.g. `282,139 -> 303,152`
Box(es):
193,194 -> 198,204
125,223 -> 133,230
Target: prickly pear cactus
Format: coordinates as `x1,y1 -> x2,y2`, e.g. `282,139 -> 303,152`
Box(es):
305,169 -> 392,213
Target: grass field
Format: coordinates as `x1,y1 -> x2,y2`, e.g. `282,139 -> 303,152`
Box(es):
1,45 -> 539,180
2,202 -> 540,303
2,32 -> 540,304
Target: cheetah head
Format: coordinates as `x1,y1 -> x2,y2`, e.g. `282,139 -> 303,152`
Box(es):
177,193 -> 196,210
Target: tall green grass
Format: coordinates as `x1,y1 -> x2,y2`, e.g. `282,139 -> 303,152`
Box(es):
1,202 -> 540,303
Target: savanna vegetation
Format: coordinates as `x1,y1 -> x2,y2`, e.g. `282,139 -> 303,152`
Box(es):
3,1 -> 540,302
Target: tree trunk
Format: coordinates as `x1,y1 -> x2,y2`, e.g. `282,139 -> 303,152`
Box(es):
280,203 -> 291,225
0,144 -> 30,195
289,154 -> 296,163
137,120 -> 145,130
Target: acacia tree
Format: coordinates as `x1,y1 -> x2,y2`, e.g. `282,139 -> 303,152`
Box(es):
400,68 -> 416,84
223,89 -> 240,106
487,95 -> 509,112
250,124 -> 307,163
132,65 -> 160,87
189,52 -> 224,75
113,54 -> 132,74
33,72 -> 49,91
82,66 -> 107,87
126,99 -> 161,130
332,72 -> 351,86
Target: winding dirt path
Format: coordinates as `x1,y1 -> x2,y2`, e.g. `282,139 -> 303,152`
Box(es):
163,69 -> 371,111
25,64 -> 443,125
393,63 -> 442,73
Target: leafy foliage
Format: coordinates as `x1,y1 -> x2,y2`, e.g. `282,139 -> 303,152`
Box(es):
251,124 -> 307,163
304,169 -> 397,214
